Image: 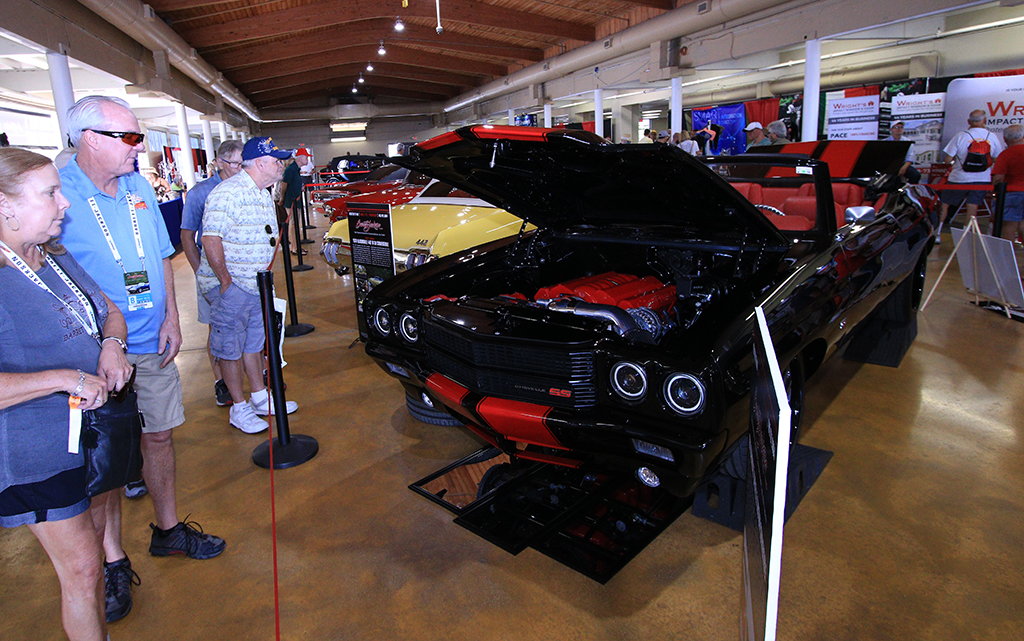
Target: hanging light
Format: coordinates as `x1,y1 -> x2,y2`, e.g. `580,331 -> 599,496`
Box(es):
366,62 -> 374,72
394,17 -> 405,32
435,0 -> 443,34
378,40 -> 387,56
351,84 -> 358,94
358,72 -> 365,84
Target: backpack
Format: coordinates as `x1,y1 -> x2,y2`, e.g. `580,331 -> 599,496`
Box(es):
962,132 -> 993,172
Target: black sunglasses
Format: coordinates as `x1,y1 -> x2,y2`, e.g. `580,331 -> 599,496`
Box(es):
91,130 -> 145,146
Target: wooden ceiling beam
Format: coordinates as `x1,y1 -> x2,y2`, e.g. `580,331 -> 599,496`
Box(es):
239,62 -> 478,95
204,21 -> 544,71
254,84 -> 451,108
227,44 -> 506,85
619,0 -> 675,9
178,0 -> 594,49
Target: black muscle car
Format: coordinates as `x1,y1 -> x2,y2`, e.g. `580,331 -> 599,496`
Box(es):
361,126 -> 936,496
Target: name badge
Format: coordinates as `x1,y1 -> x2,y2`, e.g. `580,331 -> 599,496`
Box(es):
125,270 -> 154,311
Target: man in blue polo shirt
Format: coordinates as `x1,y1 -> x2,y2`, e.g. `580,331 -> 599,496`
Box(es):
59,95 -> 225,623
180,139 -> 244,408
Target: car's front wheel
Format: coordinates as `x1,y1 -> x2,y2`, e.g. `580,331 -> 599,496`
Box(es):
405,391 -> 463,426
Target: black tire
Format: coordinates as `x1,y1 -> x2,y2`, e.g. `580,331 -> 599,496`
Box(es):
722,354 -> 805,481
877,256 -> 927,323
405,392 -> 463,426
476,462 -> 516,499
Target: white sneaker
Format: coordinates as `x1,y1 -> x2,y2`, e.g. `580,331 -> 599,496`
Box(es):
249,391 -> 298,416
229,402 -> 268,434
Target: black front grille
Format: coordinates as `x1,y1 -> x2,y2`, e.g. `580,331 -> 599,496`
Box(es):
423,320 -> 597,408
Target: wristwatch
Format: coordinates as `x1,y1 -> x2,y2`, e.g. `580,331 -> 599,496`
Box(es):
102,336 -> 128,353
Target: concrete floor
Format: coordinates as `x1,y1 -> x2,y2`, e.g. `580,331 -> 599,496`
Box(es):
2,216 -> 1023,641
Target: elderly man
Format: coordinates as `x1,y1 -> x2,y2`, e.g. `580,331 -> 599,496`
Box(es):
885,121 -> 921,184
938,109 -> 1005,238
179,140 -> 244,412
197,137 -> 299,434
766,120 -> 791,145
59,95 -> 225,623
992,124 -> 1024,243
744,121 -> 770,149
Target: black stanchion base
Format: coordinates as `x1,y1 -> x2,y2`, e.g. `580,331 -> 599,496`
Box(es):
285,322 -> 315,337
292,264 -> 314,272
300,238 -> 314,245
304,224 -> 317,230
252,434 -> 319,469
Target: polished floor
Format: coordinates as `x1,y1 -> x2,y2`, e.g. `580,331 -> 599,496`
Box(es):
2,216 -> 1023,641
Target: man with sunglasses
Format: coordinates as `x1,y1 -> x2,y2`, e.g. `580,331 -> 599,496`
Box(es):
58,95 -> 226,624
196,136 -> 299,435
180,140 -> 245,409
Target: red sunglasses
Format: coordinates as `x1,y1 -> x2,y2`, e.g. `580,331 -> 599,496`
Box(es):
91,130 -> 145,146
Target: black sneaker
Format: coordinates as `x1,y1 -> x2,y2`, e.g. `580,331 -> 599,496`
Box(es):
214,379 -> 231,406
104,557 -> 140,623
149,518 -> 226,560
124,479 -> 148,499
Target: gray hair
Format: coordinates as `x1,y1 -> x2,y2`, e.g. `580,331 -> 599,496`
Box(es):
766,120 -> 788,137
1005,124 -> 1024,144
217,140 -> 244,158
240,159 -> 257,169
67,95 -> 133,147
968,109 -> 987,125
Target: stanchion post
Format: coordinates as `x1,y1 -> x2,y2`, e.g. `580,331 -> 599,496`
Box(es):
253,270 -> 318,469
993,181 -> 1007,239
279,209 -> 315,337
291,206 -> 313,272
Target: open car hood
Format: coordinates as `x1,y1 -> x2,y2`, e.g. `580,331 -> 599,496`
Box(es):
395,126 -> 787,244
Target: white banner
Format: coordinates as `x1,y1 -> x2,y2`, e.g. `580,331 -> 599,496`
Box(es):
826,95 -> 880,140
943,76 -> 1024,148
892,93 -> 946,165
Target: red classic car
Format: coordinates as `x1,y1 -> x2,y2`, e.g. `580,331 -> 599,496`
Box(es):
322,166 -> 433,222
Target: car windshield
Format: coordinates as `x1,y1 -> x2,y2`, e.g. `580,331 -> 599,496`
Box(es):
365,165 -> 401,181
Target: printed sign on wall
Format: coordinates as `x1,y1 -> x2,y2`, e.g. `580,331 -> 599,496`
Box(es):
826,95 -> 880,140
891,92 -> 946,165
942,76 -> 1024,148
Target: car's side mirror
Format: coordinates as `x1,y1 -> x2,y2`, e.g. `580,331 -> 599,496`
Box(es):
845,206 -> 876,224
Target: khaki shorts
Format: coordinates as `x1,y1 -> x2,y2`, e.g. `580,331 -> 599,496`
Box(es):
127,353 -> 186,434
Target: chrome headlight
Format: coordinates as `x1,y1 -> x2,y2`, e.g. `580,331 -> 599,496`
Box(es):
663,373 -> 705,415
399,313 -> 418,343
372,307 -> 392,336
610,361 -> 647,400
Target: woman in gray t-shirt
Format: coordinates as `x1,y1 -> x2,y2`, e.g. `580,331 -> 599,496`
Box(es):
0,148 -> 132,640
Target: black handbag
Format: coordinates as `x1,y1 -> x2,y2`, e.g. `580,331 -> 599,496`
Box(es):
80,385 -> 145,497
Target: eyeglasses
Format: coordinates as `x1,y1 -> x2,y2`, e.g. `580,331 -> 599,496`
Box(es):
90,130 -> 145,146
220,159 -> 242,167
266,224 -> 277,247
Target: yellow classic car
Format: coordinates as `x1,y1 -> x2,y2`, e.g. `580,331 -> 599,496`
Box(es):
320,180 -> 534,276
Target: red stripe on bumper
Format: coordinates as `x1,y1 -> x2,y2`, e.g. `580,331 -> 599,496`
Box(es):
476,397 -> 566,450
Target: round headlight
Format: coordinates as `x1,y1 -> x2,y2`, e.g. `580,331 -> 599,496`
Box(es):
373,307 -> 392,336
610,361 -> 647,400
399,313 -> 418,342
663,373 -> 705,415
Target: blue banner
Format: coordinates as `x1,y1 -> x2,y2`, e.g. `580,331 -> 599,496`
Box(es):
693,103 -> 748,155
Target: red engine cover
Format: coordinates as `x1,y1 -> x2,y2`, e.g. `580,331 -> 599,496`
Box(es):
531,271 -> 675,314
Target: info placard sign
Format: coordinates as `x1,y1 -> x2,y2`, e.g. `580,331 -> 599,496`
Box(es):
347,202 -> 396,339
741,306 -> 793,641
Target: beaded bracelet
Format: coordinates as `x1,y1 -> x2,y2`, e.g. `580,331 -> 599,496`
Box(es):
72,369 -> 86,397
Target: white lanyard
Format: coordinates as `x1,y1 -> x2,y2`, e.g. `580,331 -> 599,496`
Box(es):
0,241 -> 100,341
87,192 -> 147,273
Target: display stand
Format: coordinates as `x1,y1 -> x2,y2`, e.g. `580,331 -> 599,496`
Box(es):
278,210 -> 314,337
691,436 -> 832,532
922,217 -> 1014,319
252,270 -> 318,469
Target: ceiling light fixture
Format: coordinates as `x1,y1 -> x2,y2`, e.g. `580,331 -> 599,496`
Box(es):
358,72 -> 365,84
351,84 -> 358,93
394,17 -> 405,32
378,40 -> 387,56
366,63 -> 374,72
435,0 -> 443,34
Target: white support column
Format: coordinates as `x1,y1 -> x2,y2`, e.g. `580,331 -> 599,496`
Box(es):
543,103 -> 552,128
201,119 -> 214,166
802,39 -> 821,143
594,89 -> 604,139
218,121 -> 228,144
46,51 -> 75,148
174,102 -> 196,188
508,108 -> 515,126
670,76 -> 683,138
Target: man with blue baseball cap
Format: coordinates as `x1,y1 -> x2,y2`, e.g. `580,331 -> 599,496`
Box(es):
197,136 -> 299,434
